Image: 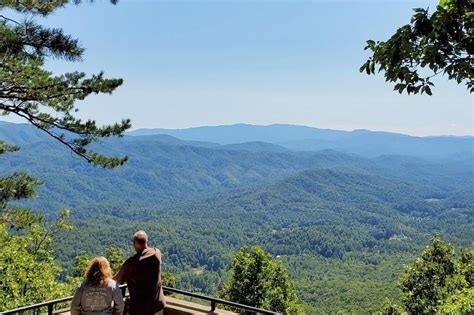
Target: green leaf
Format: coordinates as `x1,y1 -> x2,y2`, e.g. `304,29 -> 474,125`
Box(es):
439,0 -> 451,8
394,83 -> 406,93
424,86 -> 432,96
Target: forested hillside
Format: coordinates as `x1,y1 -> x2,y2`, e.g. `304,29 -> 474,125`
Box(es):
1,122 -> 472,313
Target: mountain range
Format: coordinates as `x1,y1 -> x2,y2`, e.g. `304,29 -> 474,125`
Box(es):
1,120 -> 473,313
127,123 -> 473,159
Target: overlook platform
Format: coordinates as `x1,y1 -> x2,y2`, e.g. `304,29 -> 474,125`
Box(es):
24,296 -> 236,315
1,286 -> 279,315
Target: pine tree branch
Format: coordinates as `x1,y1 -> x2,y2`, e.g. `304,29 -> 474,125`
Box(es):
11,106 -> 94,164
0,15 -> 21,25
0,1 -> 130,168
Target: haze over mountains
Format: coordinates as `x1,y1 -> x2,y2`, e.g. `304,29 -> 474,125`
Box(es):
2,121 -> 472,160
1,120 -> 473,313
128,123 -> 473,159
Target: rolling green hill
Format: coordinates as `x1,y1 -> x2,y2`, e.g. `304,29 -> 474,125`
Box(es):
52,168 -> 473,313
2,131 -> 471,212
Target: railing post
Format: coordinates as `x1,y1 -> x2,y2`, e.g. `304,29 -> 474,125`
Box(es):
47,304 -> 53,315
210,301 -> 217,312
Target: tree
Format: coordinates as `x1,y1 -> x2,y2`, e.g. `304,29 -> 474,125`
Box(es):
0,141 -> 77,310
438,248 -> 474,314
0,209 -> 75,310
0,0 -> 130,236
220,246 -> 303,314
0,0 -> 130,310
105,247 -> 125,275
360,0 -> 473,95
399,236 -> 455,314
398,236 -> 473,314
161,272 -> 177,288
71,251 -> 91,278
439,287 -> 474,314
0,0 -> 130,167
377,298 -> 404,315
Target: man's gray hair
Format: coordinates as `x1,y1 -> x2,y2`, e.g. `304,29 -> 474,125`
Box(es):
133,230 -> 148,245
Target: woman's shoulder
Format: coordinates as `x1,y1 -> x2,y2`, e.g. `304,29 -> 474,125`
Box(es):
106,278 -> 118,288
81,279 -> 117,289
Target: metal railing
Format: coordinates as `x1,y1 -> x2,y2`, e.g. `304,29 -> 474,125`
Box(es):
163,286 -> 280,314
1,285 -> 280,315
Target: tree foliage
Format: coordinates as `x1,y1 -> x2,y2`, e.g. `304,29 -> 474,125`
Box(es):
220,246 -> 303,314
71,251 -> 91,278
0,0 -> 130,167
377,298 -> 404,315
0,209 -> 74,310
360,0 -> 473,95
0,1 -> 119,16
161,272 -> 177,288
71,247 -> 126,278
105,247 -> 125,275
399,236 -> 455,313
397,236 -> 473,314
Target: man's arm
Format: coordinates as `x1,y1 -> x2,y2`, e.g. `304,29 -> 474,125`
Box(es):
113,260 -> 129,284
156,249 -> 163,276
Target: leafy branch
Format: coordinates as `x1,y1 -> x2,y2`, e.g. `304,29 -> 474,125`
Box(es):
360,0 -> 473,95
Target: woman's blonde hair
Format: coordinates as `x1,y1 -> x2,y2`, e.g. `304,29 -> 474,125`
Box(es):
85,256 -> 112,286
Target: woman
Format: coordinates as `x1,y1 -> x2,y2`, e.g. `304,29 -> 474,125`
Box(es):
71,256 -> 125,315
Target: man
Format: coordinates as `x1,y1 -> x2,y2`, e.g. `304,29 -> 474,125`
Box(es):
114,230 -> 166,315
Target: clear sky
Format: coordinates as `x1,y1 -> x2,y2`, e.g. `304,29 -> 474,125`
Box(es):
2,0 -> 472,136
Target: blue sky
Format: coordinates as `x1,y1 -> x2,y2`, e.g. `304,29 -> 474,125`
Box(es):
3,0 -> 472,135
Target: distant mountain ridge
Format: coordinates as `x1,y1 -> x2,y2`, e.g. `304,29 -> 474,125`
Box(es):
128,123 -> 473,159
1,121 -> 473,159
128,123 -> 472,141
128,123 -> 343,143
0,121 -> 51,145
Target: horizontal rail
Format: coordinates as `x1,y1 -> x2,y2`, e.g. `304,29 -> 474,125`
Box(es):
163,286 -> 280,314
1,285 -> 280,315
0,295 -> 72,314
